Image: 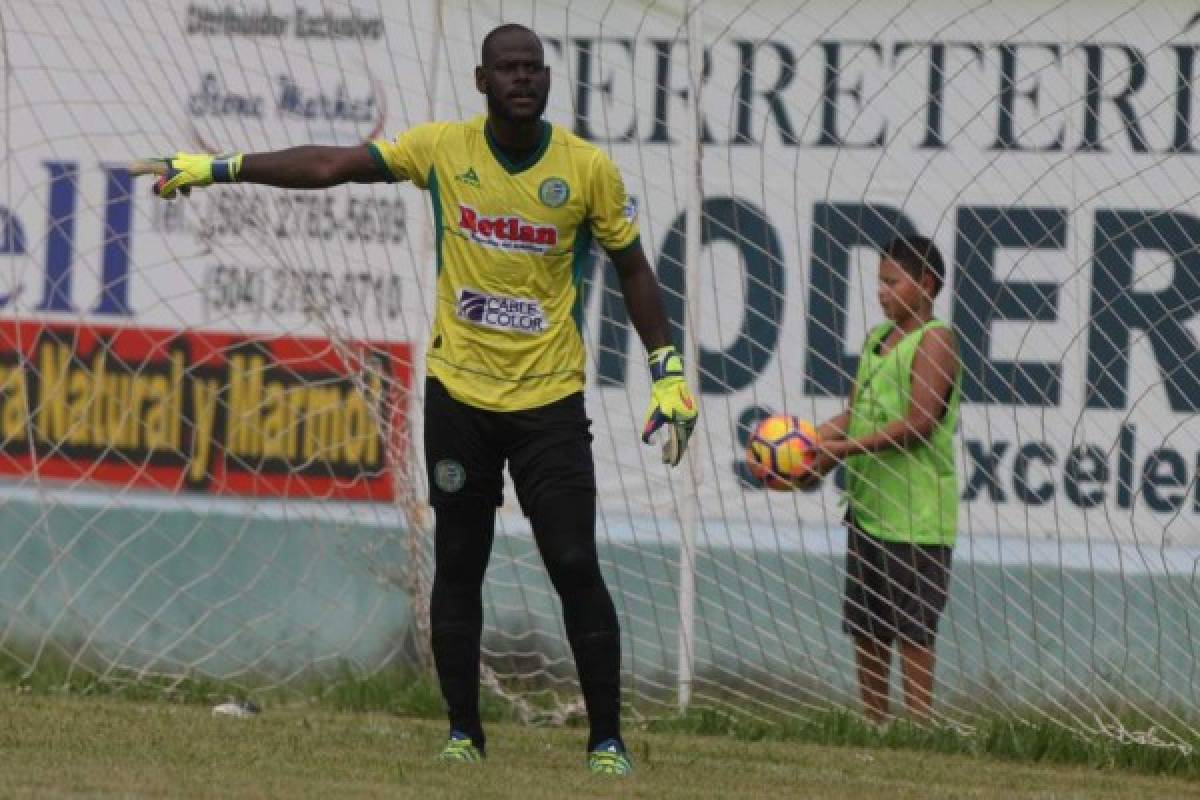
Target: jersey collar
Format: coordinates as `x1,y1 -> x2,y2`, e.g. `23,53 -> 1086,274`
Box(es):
484,119 -> 552,175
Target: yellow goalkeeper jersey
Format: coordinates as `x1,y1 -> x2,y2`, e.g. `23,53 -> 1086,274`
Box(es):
369,115 -> 640,412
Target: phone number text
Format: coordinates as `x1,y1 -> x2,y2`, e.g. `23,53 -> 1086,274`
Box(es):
189,188 -> 406,244
204,264 -> 404,321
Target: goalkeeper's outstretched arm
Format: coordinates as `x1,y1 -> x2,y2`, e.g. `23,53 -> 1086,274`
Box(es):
238,145 -> 384,188
131,145 -> 387,197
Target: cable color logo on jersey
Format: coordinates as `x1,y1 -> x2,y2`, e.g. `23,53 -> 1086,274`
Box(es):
456,288 -> 548,334
457,205 -> 558,253
622,196 -> 638,221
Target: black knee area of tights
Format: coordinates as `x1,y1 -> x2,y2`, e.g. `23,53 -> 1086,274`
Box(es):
432,502 -> 496,587
526,489 -> 603,589
431,503 -> 494,635
526,489 -> 617,640
543,540 -> 607,594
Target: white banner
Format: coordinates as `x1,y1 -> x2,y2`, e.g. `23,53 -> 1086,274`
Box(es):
2,0 -> 1199,544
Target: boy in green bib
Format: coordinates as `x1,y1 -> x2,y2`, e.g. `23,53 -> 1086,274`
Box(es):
800,235 -> 961,725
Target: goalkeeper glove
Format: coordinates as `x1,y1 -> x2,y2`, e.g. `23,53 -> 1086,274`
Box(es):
641,345 -> 699,467
130,152 -> 243,198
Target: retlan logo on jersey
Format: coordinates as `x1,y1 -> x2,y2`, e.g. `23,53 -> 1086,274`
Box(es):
457,288 -> 548,335
457,205 -> 558,254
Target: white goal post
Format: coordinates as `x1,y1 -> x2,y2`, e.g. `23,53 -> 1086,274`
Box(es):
1,0 -> 1199,749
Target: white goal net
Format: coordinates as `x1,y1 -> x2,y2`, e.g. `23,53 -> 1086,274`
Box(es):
2,0 -> 1199,749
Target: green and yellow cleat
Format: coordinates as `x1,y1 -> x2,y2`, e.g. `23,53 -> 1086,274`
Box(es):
586,738 -> 632,776
437,731 -> 484,764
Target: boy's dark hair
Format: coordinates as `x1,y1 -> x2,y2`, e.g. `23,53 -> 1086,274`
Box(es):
883,235 -> 945,296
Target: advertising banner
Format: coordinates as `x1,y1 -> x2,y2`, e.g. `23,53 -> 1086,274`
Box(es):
0,321 -> 410,500
1,1 -> 1198,542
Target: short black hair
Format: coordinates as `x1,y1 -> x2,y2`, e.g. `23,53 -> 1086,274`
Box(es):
883,234 -> 945,296
481,23 -> 540,66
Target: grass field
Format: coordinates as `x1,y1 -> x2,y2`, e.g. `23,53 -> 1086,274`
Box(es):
2,690 -> 1199,799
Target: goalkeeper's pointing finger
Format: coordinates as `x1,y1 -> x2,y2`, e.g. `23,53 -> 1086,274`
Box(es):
129,158 -> 183,199
127,159 -> 169,177
129,152 -> 243,198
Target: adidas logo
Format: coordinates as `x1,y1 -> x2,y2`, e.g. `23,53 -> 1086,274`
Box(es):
455,167 -> 481,187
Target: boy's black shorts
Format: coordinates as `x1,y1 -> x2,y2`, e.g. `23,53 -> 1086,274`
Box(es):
842,517 -> 953,647
423,376 -> 596,514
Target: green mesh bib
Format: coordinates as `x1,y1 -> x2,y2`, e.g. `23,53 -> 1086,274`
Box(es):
844,320 -> 960,546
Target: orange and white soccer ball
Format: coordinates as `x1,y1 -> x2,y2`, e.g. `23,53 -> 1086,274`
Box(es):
745,415 -> 819,490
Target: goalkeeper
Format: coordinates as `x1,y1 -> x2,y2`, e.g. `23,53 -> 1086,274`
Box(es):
797,235 -> 959,726
138,23 -> 697,774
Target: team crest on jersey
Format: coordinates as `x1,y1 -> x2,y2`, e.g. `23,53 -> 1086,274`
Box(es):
538,177 -> 570,208
457,288 -> 547,335
434,459 -> 466,493
458,205 -> 558,254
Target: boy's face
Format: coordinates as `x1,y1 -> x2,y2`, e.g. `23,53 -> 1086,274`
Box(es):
877,257 -> 928,321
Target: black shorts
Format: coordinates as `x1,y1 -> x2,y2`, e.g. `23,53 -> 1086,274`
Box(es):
423,376 -> 596,514
842,518 -> 953,647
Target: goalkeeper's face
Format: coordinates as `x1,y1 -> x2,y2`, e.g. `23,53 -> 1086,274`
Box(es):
478,34 -> 551,123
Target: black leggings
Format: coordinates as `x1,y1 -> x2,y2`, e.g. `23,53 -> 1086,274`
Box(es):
430,490 -> 620,752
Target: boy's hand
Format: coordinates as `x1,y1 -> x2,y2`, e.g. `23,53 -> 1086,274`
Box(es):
792,443 -> 842,489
